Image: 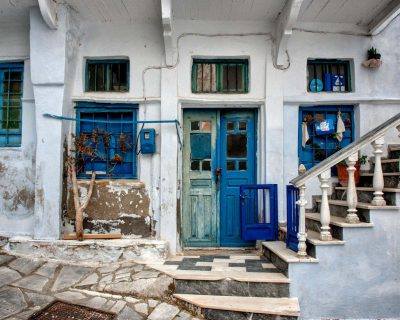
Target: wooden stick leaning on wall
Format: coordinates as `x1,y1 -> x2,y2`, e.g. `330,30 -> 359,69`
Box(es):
64,128 -> 121,241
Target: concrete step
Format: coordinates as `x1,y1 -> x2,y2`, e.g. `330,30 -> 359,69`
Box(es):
374,158 -> 400,172
388,144 -> 400,159
305,211 -> 373,243
332,186 -> 400,206
173,294 -> 300,319
359,172 -> 400,188
262,241 -> 318,275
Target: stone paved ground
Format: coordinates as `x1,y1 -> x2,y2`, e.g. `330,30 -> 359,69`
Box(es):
0,252 -> 202,320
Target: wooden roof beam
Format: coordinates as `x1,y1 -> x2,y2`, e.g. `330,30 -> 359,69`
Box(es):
368,0 -> 400,35
38,0 -> 58,29
274,0 -> 304,67
161,0 -> 175,65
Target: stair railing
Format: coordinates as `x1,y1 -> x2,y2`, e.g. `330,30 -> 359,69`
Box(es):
290,113 -> 400,256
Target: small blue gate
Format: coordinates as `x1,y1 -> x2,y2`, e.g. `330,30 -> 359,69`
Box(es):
240,184 -> 278,241
286,185 -> 299,252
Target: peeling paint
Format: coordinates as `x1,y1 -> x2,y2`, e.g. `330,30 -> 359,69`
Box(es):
64,179 -> 151,237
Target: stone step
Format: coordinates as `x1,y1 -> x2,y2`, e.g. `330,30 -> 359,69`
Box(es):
279,227 -> 344,258
279,227 -> 344,246
174,278 -> 290,298
5,238 -> 168,264
316,198 -> 399,210
388,144 -> 400,159
262,241 -> 318,275
374,158 -> 400,172
332,186 -> 400,206
173,294 -> 300,319
359,172 -> 400,188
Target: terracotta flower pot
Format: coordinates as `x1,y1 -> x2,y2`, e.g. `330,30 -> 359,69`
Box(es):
336,162 -> 360,187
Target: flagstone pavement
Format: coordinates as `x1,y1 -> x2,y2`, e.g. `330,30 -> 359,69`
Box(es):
0,253 -> 202,320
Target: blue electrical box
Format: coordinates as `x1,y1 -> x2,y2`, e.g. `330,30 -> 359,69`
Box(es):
140,128 -> 156,154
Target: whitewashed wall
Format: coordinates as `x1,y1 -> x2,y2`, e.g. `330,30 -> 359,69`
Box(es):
0,21 -> 36,236
70,21 -> 164,234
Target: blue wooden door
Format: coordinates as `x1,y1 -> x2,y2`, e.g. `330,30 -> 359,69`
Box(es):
182,110 -> 218,247
219,110 -> 256,246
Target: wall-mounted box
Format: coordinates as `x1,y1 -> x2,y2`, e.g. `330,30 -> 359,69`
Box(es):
140,128 -> 156,154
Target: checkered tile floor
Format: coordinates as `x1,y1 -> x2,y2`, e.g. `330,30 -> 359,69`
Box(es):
148,254 -> 289,282
164,255 -> 281,273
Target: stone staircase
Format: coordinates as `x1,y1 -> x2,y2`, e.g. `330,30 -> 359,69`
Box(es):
262,143 -> 400,318
149,253 -> 300,320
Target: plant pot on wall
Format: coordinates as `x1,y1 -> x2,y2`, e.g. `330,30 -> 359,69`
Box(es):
363,47 -> 382,69
336,162 -> 361,187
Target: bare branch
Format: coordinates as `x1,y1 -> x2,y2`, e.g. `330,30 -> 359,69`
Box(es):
81,171 -> 96,211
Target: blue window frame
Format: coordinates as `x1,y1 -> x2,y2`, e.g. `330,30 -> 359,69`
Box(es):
0,62 -> 24,147
298,105 -> 354,170
76,102 -> 138,179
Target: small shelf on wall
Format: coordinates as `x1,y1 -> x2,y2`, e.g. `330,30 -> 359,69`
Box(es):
307,59 -> 352,93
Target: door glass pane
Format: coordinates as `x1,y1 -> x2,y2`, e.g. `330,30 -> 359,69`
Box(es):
227,160 -> 235,171
191,160 -> 200,171
238,160 -> 247,170
202,160 -> 211,171
239,121 -> 247,131
191,133 -> 211,159
227,121 -> 234,131
227,134 -> 247,157
191,121 -> 200,130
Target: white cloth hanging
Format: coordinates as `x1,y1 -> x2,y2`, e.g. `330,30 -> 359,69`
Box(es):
336,111 -> 345,142
302,122 -> 310,147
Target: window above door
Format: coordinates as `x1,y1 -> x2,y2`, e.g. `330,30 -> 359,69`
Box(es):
191,59 -> 249,94
307,59 -> 352,93
85,59 -> 129,92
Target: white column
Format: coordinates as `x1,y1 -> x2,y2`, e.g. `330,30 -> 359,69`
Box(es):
345,153 -> 360,223
371,137 -> 386,206
159,67 -> 178,254
30,6 -> 71,239
296,184 -> 307,257
318,170 -> 332,241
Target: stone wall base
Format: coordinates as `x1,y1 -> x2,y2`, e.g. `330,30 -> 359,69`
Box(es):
4,237 -> 168,264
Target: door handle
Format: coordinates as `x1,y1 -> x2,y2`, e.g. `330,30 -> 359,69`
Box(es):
215,167 -> 222,184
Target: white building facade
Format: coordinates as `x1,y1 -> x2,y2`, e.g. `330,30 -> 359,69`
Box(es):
2,1 -> 400,318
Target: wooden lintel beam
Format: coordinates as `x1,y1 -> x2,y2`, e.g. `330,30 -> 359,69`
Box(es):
369,0 -> 400,35
38,0 -> 58,30
161,0 -> 175,65
274,0 -> 304,67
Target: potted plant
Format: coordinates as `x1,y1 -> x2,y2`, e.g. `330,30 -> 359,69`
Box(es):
362,47 -> 382,68
336,154 -> 368,187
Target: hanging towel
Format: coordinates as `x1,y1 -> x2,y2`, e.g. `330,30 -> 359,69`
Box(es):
336,111 -> 345,142
302,122 -> 310,147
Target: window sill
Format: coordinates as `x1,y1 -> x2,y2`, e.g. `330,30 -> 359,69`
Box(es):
76,178 -> 145,188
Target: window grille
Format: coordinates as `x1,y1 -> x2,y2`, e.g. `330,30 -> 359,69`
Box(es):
0,62 -> 23,147
298,105 -> 354,170
307,59 -> 351,92
192,59 -> 249,93
76,103 -> 138,179
86,59 -> 129,92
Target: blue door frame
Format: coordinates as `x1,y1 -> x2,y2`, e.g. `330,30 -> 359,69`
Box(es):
286,185 -> 299,252
182,109 -> 263,247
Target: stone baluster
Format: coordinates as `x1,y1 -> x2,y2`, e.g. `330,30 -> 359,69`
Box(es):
297,184 -> 307,257
318,170 -> 332,240
345,153 -> 360,223
371,137 -> 386,206
396,124 -> 400,137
